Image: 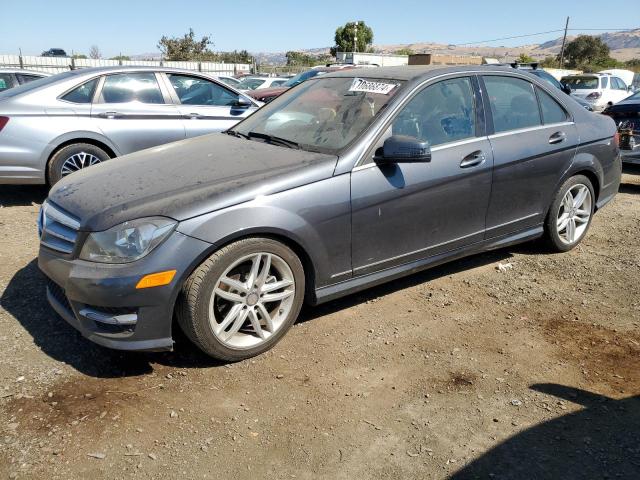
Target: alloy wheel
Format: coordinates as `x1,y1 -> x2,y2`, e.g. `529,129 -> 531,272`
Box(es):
209,252 -> 296,349
556,184 -> 592,245
60,152 -> 102,176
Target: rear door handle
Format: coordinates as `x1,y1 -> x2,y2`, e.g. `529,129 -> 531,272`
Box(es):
460,150 -> 486,169
97,111 -> 122,119
549,131 -> 566,144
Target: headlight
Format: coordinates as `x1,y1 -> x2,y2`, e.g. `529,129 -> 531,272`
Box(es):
80,217 -> 176,263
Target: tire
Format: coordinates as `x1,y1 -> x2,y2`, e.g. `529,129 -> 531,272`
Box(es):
544,174 -> 595,252
176,237 -> 305,361
48,143 -> 111,185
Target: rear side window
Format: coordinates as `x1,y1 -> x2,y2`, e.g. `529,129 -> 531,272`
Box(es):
101,73 -> 164,104
392,76 -> 476,147
484,76 -> 541,133
0,73 -> 14,92
61,78 -> 98,103
536,87 -> 568,125
600,77 -> 608,89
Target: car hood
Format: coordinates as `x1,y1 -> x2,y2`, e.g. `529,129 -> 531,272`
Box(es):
48,133 -> 338,232
247,86 -> 289,100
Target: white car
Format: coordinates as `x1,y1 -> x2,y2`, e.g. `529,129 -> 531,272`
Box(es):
561,73 -> 632,111
236,76 -> 288,92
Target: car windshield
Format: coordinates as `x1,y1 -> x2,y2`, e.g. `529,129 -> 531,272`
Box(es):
284,70 -> 320,87
231,76 -> 404,154
0,70 -> 77,99
237,78 -> 265,90
562,77 -> 599,89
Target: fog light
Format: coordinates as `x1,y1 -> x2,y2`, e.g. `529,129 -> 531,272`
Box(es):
136,270 -> 177,289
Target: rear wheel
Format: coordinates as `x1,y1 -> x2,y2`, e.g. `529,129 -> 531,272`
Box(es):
544,175 -> 595,252
48,143 -> 110,185
176,237 -> 305,361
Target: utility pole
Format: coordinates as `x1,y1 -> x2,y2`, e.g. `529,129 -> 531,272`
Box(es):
354,21 -> 358,53
559,16 -> 570,67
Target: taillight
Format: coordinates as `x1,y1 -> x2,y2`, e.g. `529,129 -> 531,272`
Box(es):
0,116 -> 8,132
614,132 -> 620,148
586,92 -> 602,100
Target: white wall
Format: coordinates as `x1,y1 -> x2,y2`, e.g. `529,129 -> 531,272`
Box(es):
0,55 -> 251,75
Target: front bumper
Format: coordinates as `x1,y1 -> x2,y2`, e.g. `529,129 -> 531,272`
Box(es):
38,231 -> 212,352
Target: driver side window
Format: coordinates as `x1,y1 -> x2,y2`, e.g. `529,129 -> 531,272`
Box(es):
167,74 -> 239,106
391,77 -> 476,147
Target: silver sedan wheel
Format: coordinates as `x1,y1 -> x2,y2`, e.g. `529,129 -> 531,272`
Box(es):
60,152 -> 102,177
557,184 -> 592,245
209,253 -> 296,349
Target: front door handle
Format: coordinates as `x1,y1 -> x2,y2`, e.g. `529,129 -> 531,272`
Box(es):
97,111 -> 122,119
460,150 -> 486,169
188,113 -> 203,119
549,131 -> 566,144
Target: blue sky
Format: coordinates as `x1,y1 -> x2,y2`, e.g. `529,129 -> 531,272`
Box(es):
1,0 -> 636,57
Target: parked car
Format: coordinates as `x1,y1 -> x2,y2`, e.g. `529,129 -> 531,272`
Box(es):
0,66 -> 260,185
41,48 -> 68,57
236,76 -> 288,92
561,73 -> 632,111
0,69 -> 50,92
603,90 -> 640,164
215,75 -> 242,88
38,65 -> 621,360
247,66 -> 353,103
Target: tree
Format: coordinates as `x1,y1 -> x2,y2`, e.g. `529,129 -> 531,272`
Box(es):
515,53 -> 535,64
394,48 -> 414,56
109,55 -> 131,61
561,35 -> 611,68
89,45 -> 102,59
217,50 -> 253,64
72,53 -> 87,59
330,21 -> 374,56
540,56 -> 560,68
158,28 -> 217,61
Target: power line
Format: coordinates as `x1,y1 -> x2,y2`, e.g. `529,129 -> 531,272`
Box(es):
451,26 -> 637,47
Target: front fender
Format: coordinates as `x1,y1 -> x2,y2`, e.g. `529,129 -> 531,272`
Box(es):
176,174 -> 352,291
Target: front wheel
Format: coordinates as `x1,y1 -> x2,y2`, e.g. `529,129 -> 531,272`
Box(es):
176,237 -> 305,361
544,175 -> 595,252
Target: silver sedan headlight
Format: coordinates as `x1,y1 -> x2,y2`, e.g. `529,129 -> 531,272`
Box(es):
79,217 -> 176,263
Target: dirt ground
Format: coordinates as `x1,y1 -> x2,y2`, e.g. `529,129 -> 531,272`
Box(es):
1,167 -> 639,480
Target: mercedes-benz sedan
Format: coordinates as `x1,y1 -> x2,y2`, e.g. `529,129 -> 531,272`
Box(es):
38,66 -> 621,361
0,66 -> 259,184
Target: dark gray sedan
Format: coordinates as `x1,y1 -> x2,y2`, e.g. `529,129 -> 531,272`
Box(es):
38,66 -> 621,361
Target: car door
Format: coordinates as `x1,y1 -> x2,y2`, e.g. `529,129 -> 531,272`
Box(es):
351,75 -> 494,276
90,72 -> 185,154
611,77 -> 630,103
481,74 -> 579,238
163,73 -> 255,139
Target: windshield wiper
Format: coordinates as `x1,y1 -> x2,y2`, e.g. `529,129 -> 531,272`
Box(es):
224,130 -> 249,139
247,131 -> 300,150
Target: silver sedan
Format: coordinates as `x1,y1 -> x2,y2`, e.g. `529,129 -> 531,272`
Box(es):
0,66 -> 260,184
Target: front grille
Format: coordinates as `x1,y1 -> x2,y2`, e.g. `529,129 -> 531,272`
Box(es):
38,202 -> 80,254
46,278 -> 73,314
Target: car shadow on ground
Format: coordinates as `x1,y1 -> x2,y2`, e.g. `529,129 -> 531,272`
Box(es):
450,383 -> 640,479
1,244 -> 520,377
0,185 -> 48,207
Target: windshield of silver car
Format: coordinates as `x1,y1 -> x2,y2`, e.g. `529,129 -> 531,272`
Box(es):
231,77 -> 405,153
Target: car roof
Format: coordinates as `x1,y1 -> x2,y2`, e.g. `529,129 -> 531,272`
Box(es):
322,65 -> 532,81
60,66 -> 242,76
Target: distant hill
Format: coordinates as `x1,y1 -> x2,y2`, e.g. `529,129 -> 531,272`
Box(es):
252,28 -> 640,65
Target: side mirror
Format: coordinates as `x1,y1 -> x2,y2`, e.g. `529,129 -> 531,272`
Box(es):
561,83 -> 572,95
375,135 -> 431,164
232,96 -> 253,108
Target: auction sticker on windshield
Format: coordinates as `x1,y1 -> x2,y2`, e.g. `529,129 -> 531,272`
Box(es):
349,78 -> 397,95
